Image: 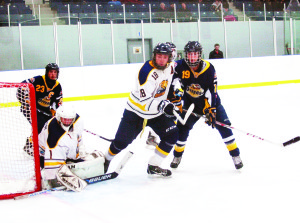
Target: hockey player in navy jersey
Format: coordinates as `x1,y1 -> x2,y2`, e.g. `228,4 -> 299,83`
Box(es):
170,41 -> 243,170
104,43 -> 180,177
17,63 -> 63,158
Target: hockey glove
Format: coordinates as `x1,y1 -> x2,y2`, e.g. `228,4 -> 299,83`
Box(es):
174,88 -> 184,97
158,100 -> 175,118
50,108 -> 56,116
204,107 -> 216,128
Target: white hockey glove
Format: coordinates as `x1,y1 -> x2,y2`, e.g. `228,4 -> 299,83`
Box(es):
56,165 -> 87,192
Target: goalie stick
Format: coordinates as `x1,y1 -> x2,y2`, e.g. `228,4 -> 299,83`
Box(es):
173,103 -> 195,125
84,129 -> 114,142
14,151 -> 134,200
184,109 -> 300,147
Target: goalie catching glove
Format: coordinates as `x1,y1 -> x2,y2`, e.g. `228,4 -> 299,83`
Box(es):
204,107 -> 216,128
56,165 -> 88,192
158,100 -> 176,118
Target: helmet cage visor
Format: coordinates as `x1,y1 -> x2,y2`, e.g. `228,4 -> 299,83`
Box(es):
185,51 -> 201,67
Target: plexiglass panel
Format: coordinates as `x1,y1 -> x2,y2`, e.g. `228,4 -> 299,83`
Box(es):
56,25 -> 81,67
0,27 -> 22,71
21,26 -> 56,69
81,24 -> 113,66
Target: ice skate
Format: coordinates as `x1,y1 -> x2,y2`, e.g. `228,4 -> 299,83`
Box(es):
147,164 -> 172,177
232,155 -> 243,169
146,132 -> 159,147
170,156 -> 182,168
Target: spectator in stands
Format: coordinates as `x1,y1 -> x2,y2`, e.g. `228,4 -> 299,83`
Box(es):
157,2 -> 172,22
108,0 -> 122,6
209,43 -> 224,59
223,1 -> 237,21
211,0 -> 222,12
223,1 -> 233,15
159,2 -> 170,11
176,2 -> 192,21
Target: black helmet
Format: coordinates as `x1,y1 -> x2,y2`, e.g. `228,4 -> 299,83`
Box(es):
45,63 -> 59,76
166,42 -> 176,49
152,43 -> 172,70
166,42 -> 177,61
45,63 -> 59,87
184,41 -> 203,67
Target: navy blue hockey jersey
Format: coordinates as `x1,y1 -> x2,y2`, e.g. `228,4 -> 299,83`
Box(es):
174,59 -> 220,115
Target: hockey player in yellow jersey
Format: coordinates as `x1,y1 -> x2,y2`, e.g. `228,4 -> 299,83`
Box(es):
104,43 -> 180,177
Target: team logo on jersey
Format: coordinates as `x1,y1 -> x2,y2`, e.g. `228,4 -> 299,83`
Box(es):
38,92 -> 54,107
154,80 -> 168,98
38,97 -> 51,107
186,83 -> 204,98
30,77 -> 35,83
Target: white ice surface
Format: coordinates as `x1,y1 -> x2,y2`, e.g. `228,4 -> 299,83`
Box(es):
1,84 -> 300,223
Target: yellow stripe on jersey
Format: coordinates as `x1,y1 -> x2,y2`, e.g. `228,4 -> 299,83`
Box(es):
155,145 -> 169,156
128,95 -> 147,111
226,141 -> 238,151
192,60 -> 211,78
44,161 -> 66,166
174,145 -> 185,153
42,75 -> 59,91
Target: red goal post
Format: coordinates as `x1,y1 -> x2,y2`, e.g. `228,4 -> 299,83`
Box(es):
0,82 -> 41,200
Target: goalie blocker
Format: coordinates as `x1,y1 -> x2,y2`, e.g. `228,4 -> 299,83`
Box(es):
42,151 -> 105,192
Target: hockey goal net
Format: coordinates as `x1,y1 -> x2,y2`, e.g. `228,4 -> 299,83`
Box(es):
0,82 -> 41,200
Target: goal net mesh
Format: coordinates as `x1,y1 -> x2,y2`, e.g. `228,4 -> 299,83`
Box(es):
0,82 -> 41,199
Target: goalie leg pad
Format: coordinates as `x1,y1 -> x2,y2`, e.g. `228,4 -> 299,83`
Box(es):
56,165 -> 87,192
66,150 -> 105,179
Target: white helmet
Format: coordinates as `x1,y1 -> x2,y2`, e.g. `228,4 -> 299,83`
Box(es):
56,104 -> 76,131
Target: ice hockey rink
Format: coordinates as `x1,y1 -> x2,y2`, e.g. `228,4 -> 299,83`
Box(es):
0,54 -> 300,223
1,81 -> 300,223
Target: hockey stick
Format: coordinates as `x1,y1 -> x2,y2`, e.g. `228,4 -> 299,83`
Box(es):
14,151 -> 133,200
13,186 -> 66,200
185,109 -> 300,147
84,129 -> 114,142
214,121 -> 300,147
173,103 -> 195,125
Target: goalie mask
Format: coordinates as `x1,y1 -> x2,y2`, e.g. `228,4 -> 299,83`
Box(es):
56,105 -> 76,132
152,43 -> 172,70
166,42 -> 177,61
184,41 -> 203,68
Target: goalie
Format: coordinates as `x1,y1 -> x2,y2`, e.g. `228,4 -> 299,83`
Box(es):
39,104 -> 105,192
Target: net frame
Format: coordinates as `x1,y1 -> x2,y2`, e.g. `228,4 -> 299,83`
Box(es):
0,82 -> 41,200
